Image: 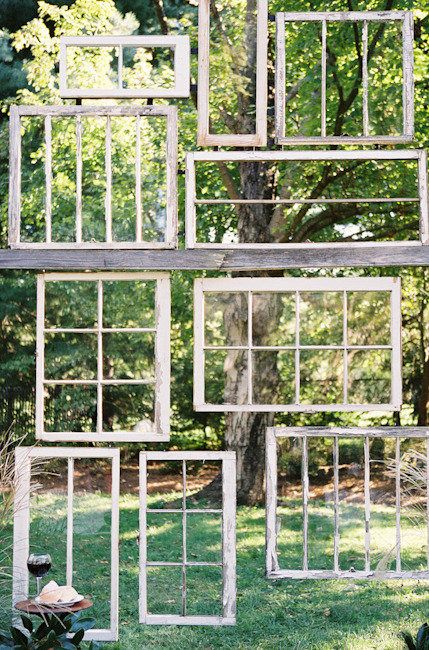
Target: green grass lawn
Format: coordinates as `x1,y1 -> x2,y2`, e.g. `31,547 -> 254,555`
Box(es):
4,488 -> 429,649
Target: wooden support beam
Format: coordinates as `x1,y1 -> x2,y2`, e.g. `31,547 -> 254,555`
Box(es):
1,245 -> 429,271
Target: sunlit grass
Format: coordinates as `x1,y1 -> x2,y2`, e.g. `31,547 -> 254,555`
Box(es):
2,492 -> 429,648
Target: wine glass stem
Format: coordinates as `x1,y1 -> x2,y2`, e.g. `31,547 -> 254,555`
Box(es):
36,576 -> 41,596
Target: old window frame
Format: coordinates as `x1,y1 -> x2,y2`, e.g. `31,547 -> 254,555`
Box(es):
275,11 -> 414,145
266,426 -> 429,580
13,446 -> 120,642
139,450 -> 236,626
59,35 -> 190,99
36,271 -> 171,442
185,150 -> 429,249
197,0 -> 268,147
8,105 -> 178,249
194,276 -> 402,412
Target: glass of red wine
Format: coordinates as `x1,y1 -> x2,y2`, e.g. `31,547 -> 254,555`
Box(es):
27,554 -> 52,597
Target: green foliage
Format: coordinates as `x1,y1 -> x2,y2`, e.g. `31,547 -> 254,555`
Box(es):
0,612 -> 101,650
400,623 -> 429,650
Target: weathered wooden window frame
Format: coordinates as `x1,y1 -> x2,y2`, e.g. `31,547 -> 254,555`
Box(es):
139,451 -> 236,626
36,271 -> 171,442
275,11 -> 414,145
185,149 -> 429,249
194,276 -> 402,412
13,447 -> 120,642
197,0 -> 268,147
266,426 -> 429,580
59,35 -> 190,99
8,105 -> 178,250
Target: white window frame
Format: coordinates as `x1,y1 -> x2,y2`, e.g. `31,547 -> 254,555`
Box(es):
194,276 -> 402,412
13,447 -> 120,642
197,0 -> 268,147
185,150 -> 429,249
266,426 -> 429,580
36,271 -> 171,442
59,35 -> 190,99
139,451 -> 236,626
8,105 -> 178,249
275,11 -> 414,145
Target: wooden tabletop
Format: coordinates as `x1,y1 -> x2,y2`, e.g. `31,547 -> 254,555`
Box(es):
15,598 -> 93,616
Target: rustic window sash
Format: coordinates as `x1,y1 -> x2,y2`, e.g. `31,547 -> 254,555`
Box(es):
8,105 -> 178,249
194,276 -> 402,412
36,271 -> 171,442
139,451 -> 236,626
266,426 -> 429,580
275,11 -> 414,144
59,35 -> 190,99
197,0 -> 268,147
185,149 -> 429,249
13,447 -> 120,642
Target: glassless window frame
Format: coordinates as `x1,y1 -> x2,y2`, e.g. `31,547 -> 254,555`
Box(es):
266,426 -> 429,580
275,11 -> 414,145
36,272 -> 171,442
8,105 -> 178,249
59,35 -> 190,99
193,276 -> 402,412
185,150 -> 429,249
139,451 -> 236,626
13,447 -> 120,642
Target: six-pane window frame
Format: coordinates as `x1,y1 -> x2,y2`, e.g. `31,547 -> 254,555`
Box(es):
194,276 -> 402,412
185,149 -> 429,249
275,11 -> 414,145
266,426 -> 429,580
13,446 -> 120,642
59,35 -> 190,99
8,105 -> 178,249
139,450 -> 236,625
36,271 -> 171,442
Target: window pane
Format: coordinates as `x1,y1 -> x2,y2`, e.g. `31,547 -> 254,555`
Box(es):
252,293 -> 295,346
204,350 -> 248,404
102,384 -> 155,433
186,566 -> 222,616
252,350 -> 295,404
300,349 -> 343,404
300,291 -> 343,346
45,332 -> 97,380
147,513 -> 182,563
103,280 -> 155,328
347,291 -> 391,346
103,332 -> 155,380
186,513 -> 222,563
146,566 -> 182,615
204,292 -> 248,346
348,349 -> 391,404
44,385 -> 97,433
45,281 -> 98,329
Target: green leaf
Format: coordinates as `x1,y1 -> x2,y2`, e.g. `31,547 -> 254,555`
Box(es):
20,616 -> 33,634
71,617 -> 96,632
60,641 -> 78,650
10,626 -> 29,646
71,628 -> 85,646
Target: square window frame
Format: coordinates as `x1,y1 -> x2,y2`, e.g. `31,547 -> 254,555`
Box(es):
12,446 -> 120,642
275,11 -> 414,145
139,451 -> 236,626
36,271 -> 171,442
59,35 -> 190,99
194,276 -> 402,412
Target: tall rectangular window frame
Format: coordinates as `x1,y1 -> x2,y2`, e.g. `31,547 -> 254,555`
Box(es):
266,426 -> 429,580
275,11 -> 414,145
139,451 -> 236,626
197,0 -> 268,147
194,276 -> 402,412
36,271 -> 171,442
59,35 -> 190,99
185,150 -> 429,249
13,447 -> 120,642
8,105 -> 178,249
